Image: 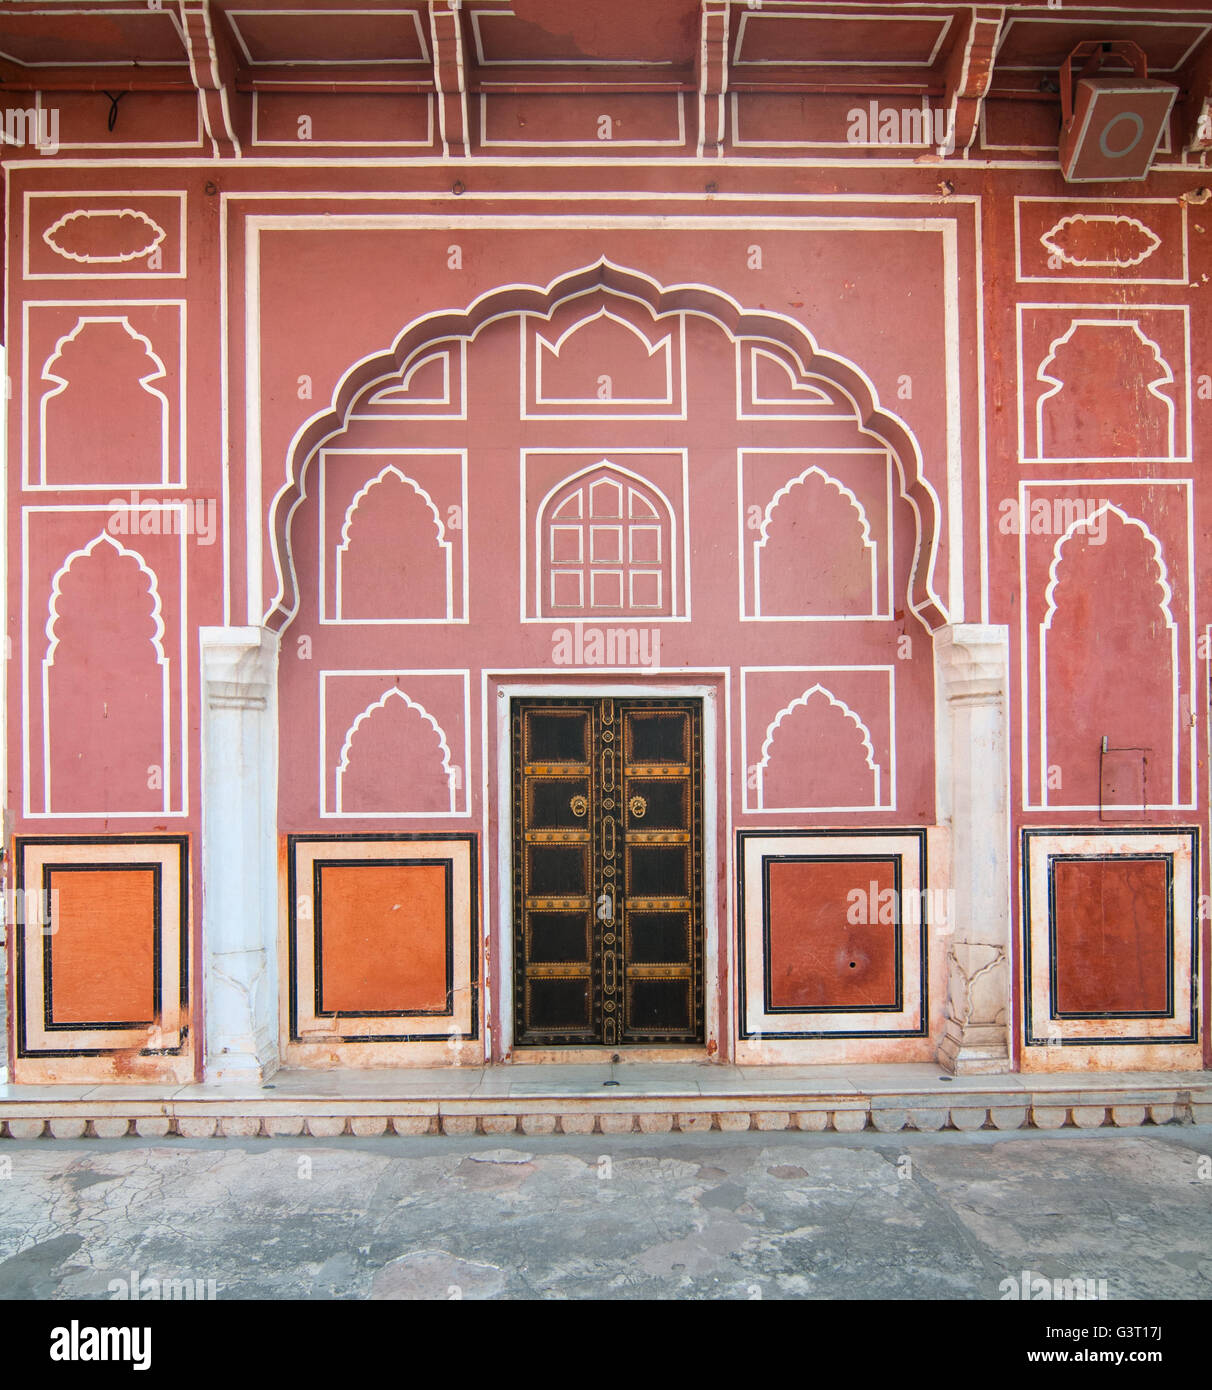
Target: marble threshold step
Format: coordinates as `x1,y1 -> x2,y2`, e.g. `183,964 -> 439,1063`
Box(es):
1,1063 -> 1210,1139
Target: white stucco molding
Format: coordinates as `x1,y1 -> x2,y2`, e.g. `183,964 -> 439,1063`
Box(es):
200,625 -> 281,1084
933,624 -> 1012,1074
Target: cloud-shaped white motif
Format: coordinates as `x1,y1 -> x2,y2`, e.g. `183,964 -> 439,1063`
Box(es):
43,208 -> 167,264
1039,214 -> 1161,269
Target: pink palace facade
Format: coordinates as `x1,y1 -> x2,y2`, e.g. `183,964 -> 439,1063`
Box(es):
1,0 -> 1210,1115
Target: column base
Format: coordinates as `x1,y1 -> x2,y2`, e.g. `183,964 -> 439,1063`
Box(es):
205,1048 -> 280,1087
937,1020 -> 1011,1076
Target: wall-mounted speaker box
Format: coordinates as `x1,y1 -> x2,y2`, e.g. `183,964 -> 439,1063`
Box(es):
1060,76 -> 1178,182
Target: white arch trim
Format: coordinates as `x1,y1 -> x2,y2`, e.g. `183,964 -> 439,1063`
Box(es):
754,463 -> 878,618
364,345 -> 454,408
267,258 -> 946,632
1039,503 -> 1180,808
749,346 -> 835,406
42,207 -> 167,265
42,532 -> 170,815
1035,319 -> 1176,460
535,305 -> 675,406
335,686 -> 458,816
334,463 -> 453,621
40,316 -> 170,488
756,683 -> 881,810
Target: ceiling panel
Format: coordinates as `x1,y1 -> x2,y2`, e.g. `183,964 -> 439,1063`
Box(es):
469,0 -> 695,66
995,13 -> 1210,74
224,7 -> 429,66
0,5 -> 188,67
732,9 -> 954,68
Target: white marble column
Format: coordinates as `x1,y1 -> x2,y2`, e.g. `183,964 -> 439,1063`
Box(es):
933,624 -> 1012,1074
200,626 -> 280,1084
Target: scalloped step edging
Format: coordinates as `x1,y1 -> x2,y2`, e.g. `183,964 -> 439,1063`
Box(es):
0,1097 -> 1200,1139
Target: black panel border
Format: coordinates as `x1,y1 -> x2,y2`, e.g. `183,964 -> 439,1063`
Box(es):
1047,853 -> 1173,1021
737,828 -> 928,1040
287,832 -> 479,1044
761,854 -> 904,1015
13,835 -> 189,1060
1021,826 -> 1199,1047
43,863 -> 162,1032
313,857 -> 454,1019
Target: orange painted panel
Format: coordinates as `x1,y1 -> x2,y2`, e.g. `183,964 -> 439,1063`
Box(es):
318,862 -> 449,1014
1052,858 -> 1170,1014
766,858 -> 898,1010
49,867 -> 157,1024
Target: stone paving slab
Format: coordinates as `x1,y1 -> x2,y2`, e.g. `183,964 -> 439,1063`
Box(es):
0,1126 -> 1209,1300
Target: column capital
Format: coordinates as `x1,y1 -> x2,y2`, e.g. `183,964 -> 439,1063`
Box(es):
200,626 -> 280,709
934,623 -> 1009,703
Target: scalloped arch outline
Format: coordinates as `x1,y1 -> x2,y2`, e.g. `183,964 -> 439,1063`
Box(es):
1039,502 -> 1180,808
334,463 -> 453,621
757,683 -> 880,810
42,531 -> 170,815
41,316 -> 170,488
1035,319 -> 1175,460
335,685 -> 458,816
45,531 -> 167,664
1042,502 -> 1175,634
755,463 -> 878,617
266,259 -> 947,633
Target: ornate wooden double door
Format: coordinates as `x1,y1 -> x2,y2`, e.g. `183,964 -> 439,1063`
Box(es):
512,697 -> 704,1046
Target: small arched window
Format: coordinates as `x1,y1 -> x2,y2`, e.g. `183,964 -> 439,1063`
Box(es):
538,462 -> 674,618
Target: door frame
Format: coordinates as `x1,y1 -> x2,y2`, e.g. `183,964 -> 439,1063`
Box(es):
489,675 -> 725,1063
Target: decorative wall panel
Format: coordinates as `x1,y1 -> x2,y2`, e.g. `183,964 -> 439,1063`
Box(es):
741,667 -> 895,813
25,192 -> 186,280
738,830 -> 927,1039
319,670 -> 470,818
1017,481 -> 1194,812
522,450 -> 689,622
1013,198 -> 1187,286
287,834 -> 477,1044
1022,828 -> 1198,1047
24,300 -> 185,490
14,836 -> 189,1061
318,449 -> 468,624
738,448 -> 893,621
1017,303 -> 1190,463
23,505 -> 188,819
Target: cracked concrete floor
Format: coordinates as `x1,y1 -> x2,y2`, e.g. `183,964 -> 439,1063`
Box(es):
1,1126 -> 1210,1300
